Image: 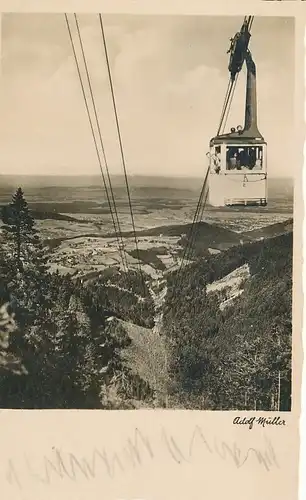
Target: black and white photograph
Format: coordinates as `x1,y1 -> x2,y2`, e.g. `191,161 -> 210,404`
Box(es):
0,13 -> 294,411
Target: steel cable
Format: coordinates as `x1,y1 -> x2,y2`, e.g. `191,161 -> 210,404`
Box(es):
65,14 -> 128,276
98,14 -> 146,295
74,14 -> 129,274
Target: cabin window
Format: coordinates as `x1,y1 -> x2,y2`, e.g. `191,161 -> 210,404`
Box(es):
226,146 -> 263,171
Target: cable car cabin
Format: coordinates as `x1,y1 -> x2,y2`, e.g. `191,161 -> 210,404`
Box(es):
208,36 -> 267,207
208,133 -> 267,207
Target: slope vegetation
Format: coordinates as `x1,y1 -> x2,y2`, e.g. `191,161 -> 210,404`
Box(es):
163,230 -> 292,410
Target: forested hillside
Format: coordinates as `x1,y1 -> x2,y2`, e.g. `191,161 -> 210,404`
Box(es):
163,232 -> 292,410
0,188 -> 155,408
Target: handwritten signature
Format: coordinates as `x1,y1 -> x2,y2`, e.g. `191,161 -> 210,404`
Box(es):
4,425 -> 279,489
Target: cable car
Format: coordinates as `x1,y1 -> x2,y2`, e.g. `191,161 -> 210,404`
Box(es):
208,18 -> 267,207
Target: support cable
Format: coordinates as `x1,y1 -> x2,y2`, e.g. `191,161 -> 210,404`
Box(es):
179,170 -> 210,273
65,15 -> 129,277
73,14 -> 129,274
221,74 -> 239,134
185,188 -> 209,267
174,166 -> 210,290
217,79 -> 233,136
98,14 -> 146,294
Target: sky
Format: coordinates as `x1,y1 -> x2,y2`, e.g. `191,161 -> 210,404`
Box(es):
0,14 -> 294,178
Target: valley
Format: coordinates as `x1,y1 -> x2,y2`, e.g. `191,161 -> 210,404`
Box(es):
0,175 -> 293,410
42,212 -> 292,282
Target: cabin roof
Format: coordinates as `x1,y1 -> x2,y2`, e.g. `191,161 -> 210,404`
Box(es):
210,132 -> 266,146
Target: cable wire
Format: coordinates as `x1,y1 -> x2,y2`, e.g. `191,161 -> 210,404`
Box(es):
185,188 -> 209,268
73,14 -> 129,274
65,14 -> 129,278
217,79 -> 234,136
181,173 -> 210,269
217,79 -> 232,135
98,14 -> 146,294
174,166 -> 210,290
221,73 -> 239,134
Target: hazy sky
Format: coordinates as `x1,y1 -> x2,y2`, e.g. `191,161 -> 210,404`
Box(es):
1,14 -> 294,178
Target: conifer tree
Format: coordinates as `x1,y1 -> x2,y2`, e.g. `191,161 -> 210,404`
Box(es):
1,188 -> 38,271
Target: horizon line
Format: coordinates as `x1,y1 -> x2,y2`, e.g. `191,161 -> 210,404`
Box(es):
0,173 -> 294,179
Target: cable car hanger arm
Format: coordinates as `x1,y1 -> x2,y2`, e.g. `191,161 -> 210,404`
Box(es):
228,15 -> 254,81
216,16 -> 254,136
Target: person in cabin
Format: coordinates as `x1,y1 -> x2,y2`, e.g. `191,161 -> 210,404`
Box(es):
228,148 -> 238,169
246,147 -> 256,169
239,148 -> 251,170
254,157 -> 262,170
214,148 -> 221,173
226,148 -> 231,169
236,149 -> 244,170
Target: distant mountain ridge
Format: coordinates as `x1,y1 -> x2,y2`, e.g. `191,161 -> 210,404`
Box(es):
0,205 -> 86,224
40,216 -> 293,258
244,218 -> 293,239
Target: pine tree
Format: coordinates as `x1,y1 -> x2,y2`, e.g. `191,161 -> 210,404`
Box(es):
1,188 -> 38,271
